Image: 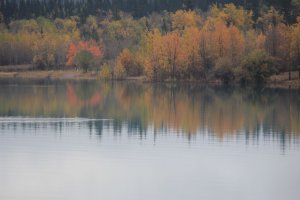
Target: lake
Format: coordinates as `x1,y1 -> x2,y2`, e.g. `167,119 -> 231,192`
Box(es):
0,80 -> 300,200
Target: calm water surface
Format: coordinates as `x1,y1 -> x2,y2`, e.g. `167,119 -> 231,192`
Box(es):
0,80 -> 300,200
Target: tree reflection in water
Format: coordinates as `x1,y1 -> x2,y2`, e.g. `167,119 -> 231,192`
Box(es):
0,80 -> 299,148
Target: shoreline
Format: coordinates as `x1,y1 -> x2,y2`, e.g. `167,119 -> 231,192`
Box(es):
0,70 -> 299,87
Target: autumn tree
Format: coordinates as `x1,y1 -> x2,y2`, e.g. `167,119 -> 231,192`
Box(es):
257,6 -> 284,32
75,50 -> 95,72
181,27 -> 201,79
211,21 -> 230,58
115,48 -> 143,77
171,10 -> 201,31
99,63 -> 113,80
240,50 -> 278,83
66,41 -> 103,72
163,31 -> 181,79
0,32 -> 34,65
139,29 -> 165,80
208,3 -> 253,30
214,57 -> 235,83
228,25 -> 245,63
32,36 -> 55,69
265,23 -> 292,67
54,17 -> 80,39
261,8 -> 286,59
98,12 -> 145,60
81,15 -> 99,41
291,17 -> 300,77
33,34 -> 72,69
9,19 -> 39,33
36,17 -> 56,33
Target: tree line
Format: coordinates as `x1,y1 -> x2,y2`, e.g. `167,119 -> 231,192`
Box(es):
0,3 -> 300,82
1,0 -> 300,23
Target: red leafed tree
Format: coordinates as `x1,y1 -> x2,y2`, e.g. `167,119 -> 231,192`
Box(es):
66,41 -> 103,68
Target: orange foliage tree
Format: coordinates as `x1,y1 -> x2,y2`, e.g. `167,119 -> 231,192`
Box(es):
66,41 -> 103,71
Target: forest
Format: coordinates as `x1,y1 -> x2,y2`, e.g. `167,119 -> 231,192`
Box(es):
1,0 -> 300,22
0,1 -> 300,82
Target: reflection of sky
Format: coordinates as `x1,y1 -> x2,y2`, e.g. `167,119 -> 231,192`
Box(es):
0,120 -> 300,200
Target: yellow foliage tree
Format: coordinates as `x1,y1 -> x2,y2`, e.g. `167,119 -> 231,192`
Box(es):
208,3 -> 253,30
228,25 -> 245,64
171,10 -> 201,31
115,48 -> 143,77
291,17 -> 300,68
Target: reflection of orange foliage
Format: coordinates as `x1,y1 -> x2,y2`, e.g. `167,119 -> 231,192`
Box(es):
67,84 -> 102,107
66,41 -> 103,66
0,82 -> 299,138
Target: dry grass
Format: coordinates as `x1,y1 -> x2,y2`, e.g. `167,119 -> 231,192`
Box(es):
0,68 -> 299,86
0,70 -> 99,80
0,64 -> 33,72
269,71 -> 299,81
268,71 -> 300,86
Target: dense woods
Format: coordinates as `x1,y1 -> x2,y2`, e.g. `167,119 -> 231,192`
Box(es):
1,0 -> 300,22
0,1 -> 300,82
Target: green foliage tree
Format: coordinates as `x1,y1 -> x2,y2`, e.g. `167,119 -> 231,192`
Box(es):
239,50 -> 278,82
74,50 -> 95,73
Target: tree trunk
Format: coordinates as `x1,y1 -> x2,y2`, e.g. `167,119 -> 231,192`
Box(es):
289,71 -> 291,81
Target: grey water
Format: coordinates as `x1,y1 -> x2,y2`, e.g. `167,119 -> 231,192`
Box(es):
0,80 -> 300,200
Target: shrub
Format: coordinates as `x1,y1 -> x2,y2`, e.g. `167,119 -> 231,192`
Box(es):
114,59 -> 126,79
99,63 -> 112,80
116,48 -> 143,77
239,50 -> 278,83
214,57 -> 235,84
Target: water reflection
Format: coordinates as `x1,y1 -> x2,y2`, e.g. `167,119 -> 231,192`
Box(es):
0,80 -> 299,147
1,81 -> 300,200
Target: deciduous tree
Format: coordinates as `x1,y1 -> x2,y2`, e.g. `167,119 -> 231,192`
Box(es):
66,41 -> 103,71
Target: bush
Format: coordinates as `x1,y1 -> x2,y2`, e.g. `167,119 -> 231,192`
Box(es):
239,50 -> 278,83
114,59 -> 126,79
116,49 -> 143,77
99,63 -> 112,80
214,57 -> 235,84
